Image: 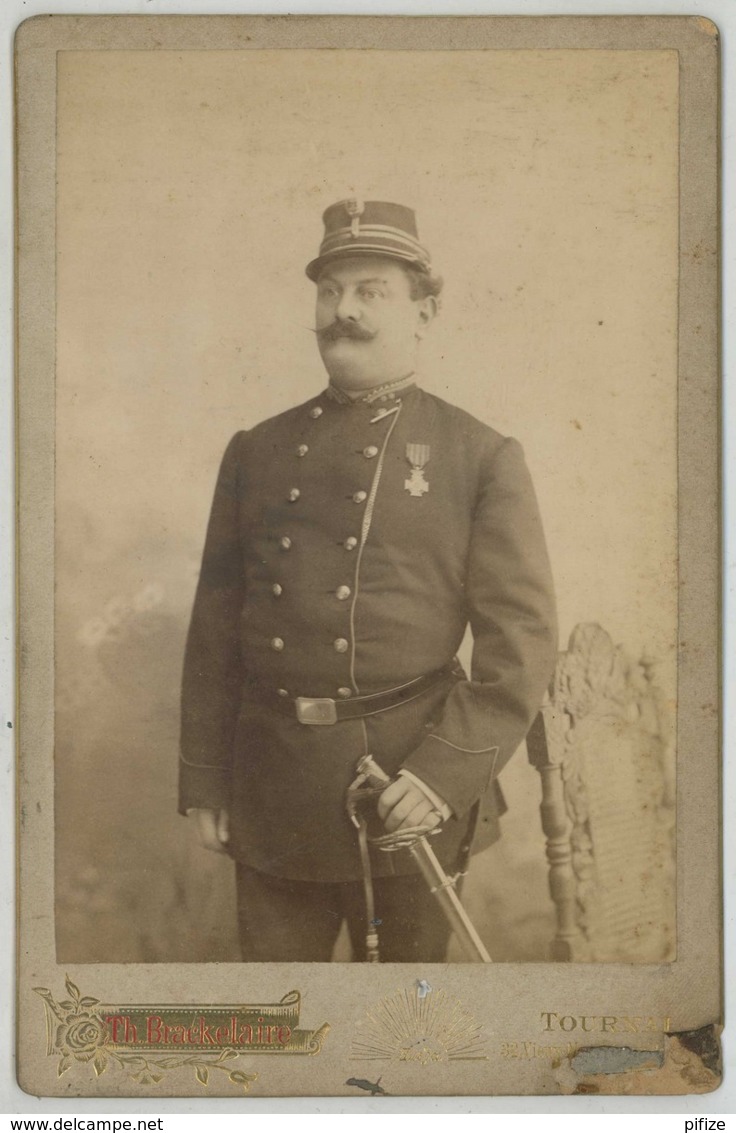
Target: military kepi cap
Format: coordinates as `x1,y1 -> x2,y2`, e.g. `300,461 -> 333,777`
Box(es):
306,198 -> 432,281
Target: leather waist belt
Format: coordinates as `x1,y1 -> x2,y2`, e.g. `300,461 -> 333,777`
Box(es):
251,664 -> 456,726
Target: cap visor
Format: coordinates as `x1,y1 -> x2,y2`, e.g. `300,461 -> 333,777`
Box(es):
305,246 -> 430,282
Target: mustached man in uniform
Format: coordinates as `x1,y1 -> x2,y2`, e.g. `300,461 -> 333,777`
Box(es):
179,199 -> 558,962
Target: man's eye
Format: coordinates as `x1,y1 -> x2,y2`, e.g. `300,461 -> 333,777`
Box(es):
318,286 -> 339,299
360,289 -> 381,300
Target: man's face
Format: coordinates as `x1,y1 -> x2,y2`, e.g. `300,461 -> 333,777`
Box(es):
314,256 -> 436,389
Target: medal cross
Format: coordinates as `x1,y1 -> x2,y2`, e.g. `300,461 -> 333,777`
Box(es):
404,468 -> 430,497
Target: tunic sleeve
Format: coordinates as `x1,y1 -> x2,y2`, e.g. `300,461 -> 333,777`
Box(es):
401,436 -> 558,818
178,431 -> 247,813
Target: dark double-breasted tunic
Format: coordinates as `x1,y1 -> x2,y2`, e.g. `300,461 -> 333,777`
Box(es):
179,383 -> 557,882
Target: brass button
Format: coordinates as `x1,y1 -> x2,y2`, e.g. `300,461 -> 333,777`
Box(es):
272,583 -> 283,597
352,490 -> 368,504
271,637 -> 285,651
336,585 -> 351,601
345,536 -> 358,550
288,488 -> 301,502
337,687 -> 352,699
277,688 -> 290,698
280,536 -> 292,550
363,445 -> 379,458
333,638 -> 349,653
297,444 -> 309,457
310,406 -> 323,419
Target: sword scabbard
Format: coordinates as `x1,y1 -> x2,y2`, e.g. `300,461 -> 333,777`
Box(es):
408,839 -> 492,963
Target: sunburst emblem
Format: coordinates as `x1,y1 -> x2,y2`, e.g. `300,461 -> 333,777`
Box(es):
351,986 -> 488,1064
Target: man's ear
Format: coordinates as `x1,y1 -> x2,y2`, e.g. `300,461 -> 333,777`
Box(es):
415,295 -> 438,339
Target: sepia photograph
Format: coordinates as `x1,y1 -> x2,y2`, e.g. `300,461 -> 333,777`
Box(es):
53,41 -> 677,968
14,13 -> 720,1098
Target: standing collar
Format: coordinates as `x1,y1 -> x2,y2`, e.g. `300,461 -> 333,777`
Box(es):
325,372 -> 418,405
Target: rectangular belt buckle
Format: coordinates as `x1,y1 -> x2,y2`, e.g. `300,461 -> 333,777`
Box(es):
295,697 -> 338,726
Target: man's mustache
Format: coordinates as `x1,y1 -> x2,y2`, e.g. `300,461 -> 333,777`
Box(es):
314,320 -> 377,343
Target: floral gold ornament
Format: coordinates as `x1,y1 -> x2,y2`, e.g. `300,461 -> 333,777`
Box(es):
34,977 -> 329,1092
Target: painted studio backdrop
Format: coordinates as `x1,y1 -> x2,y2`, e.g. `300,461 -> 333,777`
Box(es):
55,48 -> 678,963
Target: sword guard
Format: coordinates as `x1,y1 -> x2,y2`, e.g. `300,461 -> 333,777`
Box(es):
371,824 -> 442,852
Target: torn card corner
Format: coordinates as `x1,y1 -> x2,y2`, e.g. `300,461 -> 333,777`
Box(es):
554,1024 -> 723,1098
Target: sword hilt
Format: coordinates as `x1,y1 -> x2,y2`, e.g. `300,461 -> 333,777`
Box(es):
352,755 -> 441,848
355,753 -> 391,788
346,755 -> 391,829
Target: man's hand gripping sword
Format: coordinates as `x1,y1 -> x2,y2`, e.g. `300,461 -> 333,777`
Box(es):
346,754 -> 492,963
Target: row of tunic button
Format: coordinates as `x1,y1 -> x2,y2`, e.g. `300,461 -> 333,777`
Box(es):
270,636 -> 349,653
296,443 -> 379,459
283,489 -> 369,505
280,489 -> 366,503
278,535 -> 357,554
271,583 -> 351,600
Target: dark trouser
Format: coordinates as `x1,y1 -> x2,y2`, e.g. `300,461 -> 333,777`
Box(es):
235,861 -> 453,963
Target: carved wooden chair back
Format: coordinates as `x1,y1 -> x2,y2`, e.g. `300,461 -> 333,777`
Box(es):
526,623 -> 675,962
